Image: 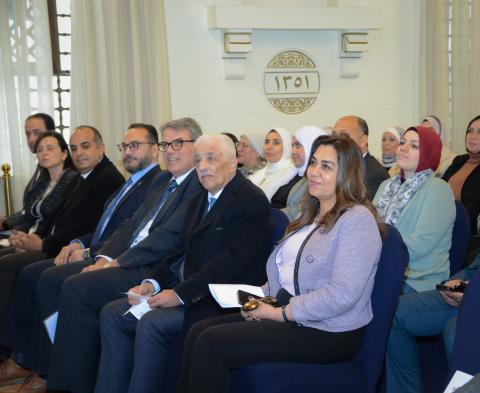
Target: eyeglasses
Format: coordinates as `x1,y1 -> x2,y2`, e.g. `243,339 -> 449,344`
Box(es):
236,142 -> 251,149
158,139 -> 195,152
117,141 -> 157,152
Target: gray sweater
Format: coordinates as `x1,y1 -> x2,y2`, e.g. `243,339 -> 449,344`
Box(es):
264,205 -> 382,332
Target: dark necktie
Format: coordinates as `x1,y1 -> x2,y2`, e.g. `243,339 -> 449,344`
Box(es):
91,178 -> 133,245
129,179 -> 178,246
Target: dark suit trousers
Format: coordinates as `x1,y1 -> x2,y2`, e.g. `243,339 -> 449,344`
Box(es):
46,265 -> 153,393
10,259 -> 91,373
96,299 -> 185,393
177,314 -> 365,393
0,250 -> 46,348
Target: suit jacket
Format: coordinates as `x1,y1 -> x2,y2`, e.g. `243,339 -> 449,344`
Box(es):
6,168 -> 79,236
443,154 -> 480,235
77,164 -> 161,254
364,152 -> 389,199
3,166 -> 49,230
97,169 -> 204,268
41,156 -> 125,257
154,171 -> 271,318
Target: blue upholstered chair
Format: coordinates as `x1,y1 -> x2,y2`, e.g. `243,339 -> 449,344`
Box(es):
269,208 -> 289,251
447,268 -> 480,382
417,201 -> 471,393
449,201 -> 471,276
229,224 -> 408,393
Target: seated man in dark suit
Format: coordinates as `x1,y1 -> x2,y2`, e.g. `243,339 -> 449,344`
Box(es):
0,126 -> 124,359
0,113 -> 55,235
94,134 -> 271,393
0,124 -> 161,385
23,118 -> 204,393
334,115 -> 388,198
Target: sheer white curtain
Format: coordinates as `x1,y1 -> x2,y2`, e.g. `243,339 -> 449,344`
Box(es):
420,0 -> 480,154
451,0 -> 480,153
70,0 -> 171,164
0,0 -> 53,211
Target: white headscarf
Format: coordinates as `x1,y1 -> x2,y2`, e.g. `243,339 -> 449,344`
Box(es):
241,130 -> 265,158
248,127 -> 297,201
294,126 -> 331,176
383,126 -> 403,143
422,115 -> 446,143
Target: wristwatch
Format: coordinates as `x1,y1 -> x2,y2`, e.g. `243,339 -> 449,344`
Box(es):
82,248 -> 91,260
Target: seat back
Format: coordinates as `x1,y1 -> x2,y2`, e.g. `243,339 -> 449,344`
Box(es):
448,268 -> 480,380
269,208 -> 289,252
449,201 -> 471,276
230,224 -> 408,393
352,224 -> 409,391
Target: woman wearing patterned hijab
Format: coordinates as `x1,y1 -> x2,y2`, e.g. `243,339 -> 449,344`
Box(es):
421,115 -> 457,176
374,126 -> 455,293
381,126 -> 403,171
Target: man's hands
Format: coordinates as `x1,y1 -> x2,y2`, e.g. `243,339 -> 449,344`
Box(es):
54,243 -> 83,265
81,257 -> 119,273
439,279 -> 465,307
9,231 -> 42,251
126,284 -> 181,309
128,283 -> 154,305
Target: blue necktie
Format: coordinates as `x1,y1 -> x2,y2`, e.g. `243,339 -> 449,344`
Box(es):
91,178 -> 133,245
129,179 -> 178,245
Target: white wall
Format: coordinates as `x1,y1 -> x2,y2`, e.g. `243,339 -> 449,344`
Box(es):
164,0 -> 420,157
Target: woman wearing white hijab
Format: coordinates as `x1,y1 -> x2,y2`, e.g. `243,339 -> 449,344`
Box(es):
248,128 -> 297,201
281,126 -> 331,220
421,115 -> 457,176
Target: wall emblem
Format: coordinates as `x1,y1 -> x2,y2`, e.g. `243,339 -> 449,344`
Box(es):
264,50 -> 320,115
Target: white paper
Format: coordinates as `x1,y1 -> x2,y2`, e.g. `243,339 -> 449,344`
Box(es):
208,284 -> 265,308
122,291 -> 154,320
43,311 -> 58,344
444,370 -> 474,393
0,239 -> 11,247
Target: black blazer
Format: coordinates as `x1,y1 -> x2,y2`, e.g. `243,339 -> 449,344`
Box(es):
41,156 -> 125,257
7,168 -> 79,236
443,154 -> 480,235
154,172 -> 271,317
3,166 -> 49,230
77,164 -> 161,254
364,152 -> 389,199
97,169 -> 204,268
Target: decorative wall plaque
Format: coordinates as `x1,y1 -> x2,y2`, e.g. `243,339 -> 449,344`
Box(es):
264,50 -> 320,114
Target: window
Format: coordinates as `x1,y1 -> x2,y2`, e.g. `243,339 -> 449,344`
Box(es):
48,0 -> 71,138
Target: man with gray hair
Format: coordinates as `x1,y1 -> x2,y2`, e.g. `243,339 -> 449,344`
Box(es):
94,134 -> 272,393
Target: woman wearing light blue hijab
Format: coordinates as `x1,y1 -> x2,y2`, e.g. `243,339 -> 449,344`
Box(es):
281,126 -> 331,220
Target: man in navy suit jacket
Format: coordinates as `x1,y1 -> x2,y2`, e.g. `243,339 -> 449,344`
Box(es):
94,134 -> 271,393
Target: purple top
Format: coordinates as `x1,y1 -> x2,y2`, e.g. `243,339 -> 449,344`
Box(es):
264,205 -> 382,332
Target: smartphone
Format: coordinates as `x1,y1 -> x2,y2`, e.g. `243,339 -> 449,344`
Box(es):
435,281 -> 468,293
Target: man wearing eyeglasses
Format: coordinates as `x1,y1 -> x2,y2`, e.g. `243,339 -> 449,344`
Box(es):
0,113 -> 55,233
23,118 -> 204,393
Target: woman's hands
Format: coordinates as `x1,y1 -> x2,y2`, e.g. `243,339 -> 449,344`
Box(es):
241,300 -> 291,322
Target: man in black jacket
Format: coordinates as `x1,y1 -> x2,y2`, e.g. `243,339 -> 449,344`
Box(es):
0,125 -> 124,360
93,134 -> 271,393
334,115 -> 389,198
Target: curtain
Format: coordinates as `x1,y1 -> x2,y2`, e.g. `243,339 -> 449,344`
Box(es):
0,0 -> 53,211
451,0 -> 480,153
420,0 -> 480,154
70,0 -> 172,165
419,0 -> 450,144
